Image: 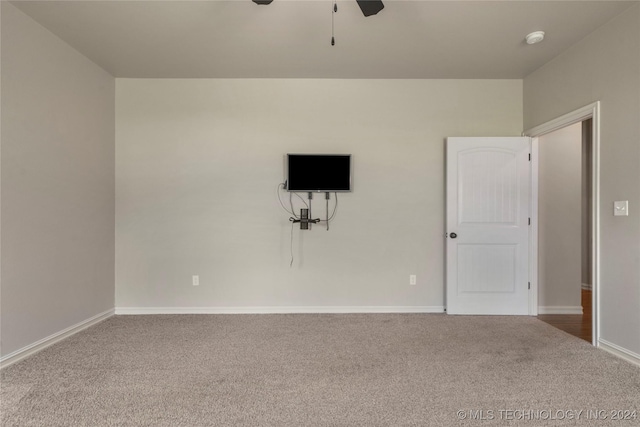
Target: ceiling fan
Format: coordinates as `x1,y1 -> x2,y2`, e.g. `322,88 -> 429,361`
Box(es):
252,0 -> 384,17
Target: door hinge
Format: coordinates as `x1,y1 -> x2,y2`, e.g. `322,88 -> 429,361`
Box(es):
528,217 -> 531,225
528,282 -> 531,290
529,153 -> 531,161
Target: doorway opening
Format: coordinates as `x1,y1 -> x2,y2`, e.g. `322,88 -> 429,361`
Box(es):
525,102 -> 600,346
535,120 -> 592,342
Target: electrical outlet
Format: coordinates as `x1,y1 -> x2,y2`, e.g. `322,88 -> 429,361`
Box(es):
192,275 -> 199,286
409,275 -> 417,286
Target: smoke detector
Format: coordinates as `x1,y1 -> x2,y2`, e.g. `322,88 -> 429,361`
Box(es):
525,31 -> 545,45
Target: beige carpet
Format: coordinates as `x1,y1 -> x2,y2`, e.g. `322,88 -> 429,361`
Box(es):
1,314 -> 639,426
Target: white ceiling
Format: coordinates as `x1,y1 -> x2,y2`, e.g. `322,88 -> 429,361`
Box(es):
10,0 -> 638,78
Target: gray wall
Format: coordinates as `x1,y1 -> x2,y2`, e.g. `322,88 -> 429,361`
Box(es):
1,3 -> 115,357
115,79 -> 522,310
538,123 -> 583,310
524,4 -> 640,353
582,120 -> 593,287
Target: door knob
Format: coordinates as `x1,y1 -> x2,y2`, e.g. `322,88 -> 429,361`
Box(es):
450,232 -> 457,238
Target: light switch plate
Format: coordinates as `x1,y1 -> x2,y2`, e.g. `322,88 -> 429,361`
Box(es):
614,201 -> 629,216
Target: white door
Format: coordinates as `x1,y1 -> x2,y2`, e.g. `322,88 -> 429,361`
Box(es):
446,137 -> 531,315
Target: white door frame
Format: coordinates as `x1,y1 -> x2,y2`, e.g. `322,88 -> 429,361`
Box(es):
524,102 -> 600,347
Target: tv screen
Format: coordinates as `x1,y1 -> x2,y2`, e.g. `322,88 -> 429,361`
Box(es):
286,154 -> 352,192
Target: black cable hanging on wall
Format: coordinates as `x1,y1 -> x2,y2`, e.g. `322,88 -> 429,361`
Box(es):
331,1 -> 337,46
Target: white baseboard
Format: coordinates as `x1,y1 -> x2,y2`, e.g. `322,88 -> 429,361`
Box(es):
581,283 -> 592,290
0,309 -> 115,369
115,306 -> 445,315
598,339 -> 640,368
538,306 -> 583,315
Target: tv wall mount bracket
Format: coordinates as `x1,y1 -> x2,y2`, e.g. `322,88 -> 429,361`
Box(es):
290,208 -> 320,230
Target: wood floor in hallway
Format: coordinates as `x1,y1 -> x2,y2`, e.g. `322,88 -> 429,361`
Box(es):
538,289 -> 592,343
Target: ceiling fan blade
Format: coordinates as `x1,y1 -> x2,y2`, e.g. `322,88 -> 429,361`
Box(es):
252,0 -> 273,5
356,0 -> 384,17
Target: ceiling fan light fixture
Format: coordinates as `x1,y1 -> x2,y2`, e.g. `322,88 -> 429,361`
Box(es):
525,31 -> 545,45
356,0 -> 384,17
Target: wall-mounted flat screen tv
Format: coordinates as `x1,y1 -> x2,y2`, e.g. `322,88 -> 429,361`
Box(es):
286,154 -> 352,192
